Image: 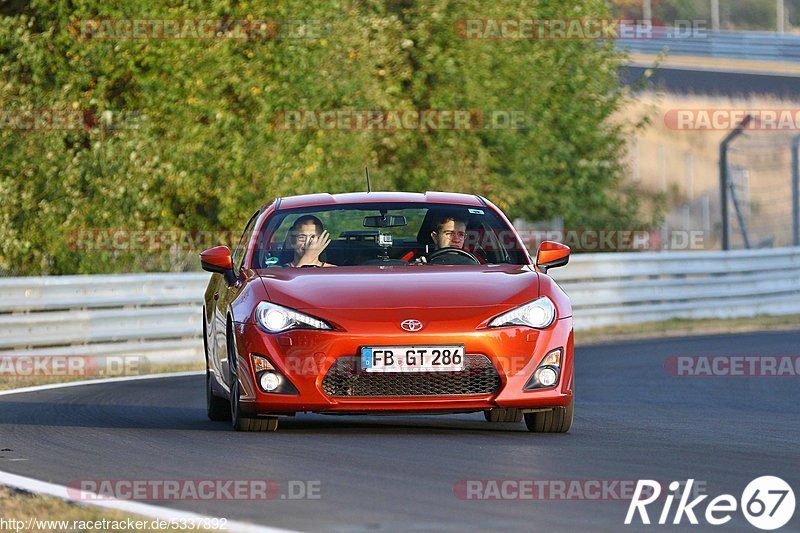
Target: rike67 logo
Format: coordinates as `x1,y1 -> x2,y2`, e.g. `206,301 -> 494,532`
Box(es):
626,477 -> 795,530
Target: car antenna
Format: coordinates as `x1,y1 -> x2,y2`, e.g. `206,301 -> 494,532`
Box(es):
365,166 -> 371,193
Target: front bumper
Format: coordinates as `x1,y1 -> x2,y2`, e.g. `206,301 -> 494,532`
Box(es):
232,316 -> 573,414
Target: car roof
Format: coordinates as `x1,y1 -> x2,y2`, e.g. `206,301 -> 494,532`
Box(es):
276,191 -> 486,210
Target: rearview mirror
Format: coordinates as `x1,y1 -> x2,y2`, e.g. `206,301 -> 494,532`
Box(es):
536,241 -> 570,273
200,246 -> 236,284
363,215 -> 407,228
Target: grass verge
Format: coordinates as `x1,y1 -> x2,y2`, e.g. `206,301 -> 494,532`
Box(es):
577,313 -> 800,345
0,362 -> 204,392
0,484 -> 222,533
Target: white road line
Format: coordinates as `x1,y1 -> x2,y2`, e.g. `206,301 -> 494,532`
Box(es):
0,372 -> 302,533
0,471 -> 299,533
0,371 -> 204,397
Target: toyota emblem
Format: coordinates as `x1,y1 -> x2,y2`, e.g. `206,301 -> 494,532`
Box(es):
400,319 -> 423,332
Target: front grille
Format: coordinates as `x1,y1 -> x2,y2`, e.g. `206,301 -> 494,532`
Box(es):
321,354 -> 501,397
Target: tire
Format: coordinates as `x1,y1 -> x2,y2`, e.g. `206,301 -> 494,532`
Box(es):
226,320 -> 279,432
523,397 -> 573,433
205,316 -> 231,421
207,371 -> 231,421
236,416 -> 279,432
483,408 -> 523,423
230,380 -> 279,432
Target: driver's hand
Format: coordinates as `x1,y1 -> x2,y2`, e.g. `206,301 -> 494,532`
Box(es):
296,231 -> 331,266
412,256 -> 427,264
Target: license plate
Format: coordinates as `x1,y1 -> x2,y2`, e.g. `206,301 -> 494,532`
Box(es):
361,345 -> 465,373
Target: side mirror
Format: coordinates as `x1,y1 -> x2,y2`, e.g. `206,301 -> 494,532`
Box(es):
536,241 -> 570,273
200,246 -> 236,285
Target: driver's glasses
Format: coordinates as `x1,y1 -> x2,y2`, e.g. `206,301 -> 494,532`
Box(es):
292,232 -> 318,244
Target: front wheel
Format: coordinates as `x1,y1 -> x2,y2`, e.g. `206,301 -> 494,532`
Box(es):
523,397 -> 573,433
230,380 -> 279,432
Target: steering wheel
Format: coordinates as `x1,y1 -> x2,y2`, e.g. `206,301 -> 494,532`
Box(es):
426,247 -> 480,265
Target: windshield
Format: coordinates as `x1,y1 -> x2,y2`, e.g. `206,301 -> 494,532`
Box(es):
251,202 -> 528,268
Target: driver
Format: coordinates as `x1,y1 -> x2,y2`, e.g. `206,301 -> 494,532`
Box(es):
413,214 -> 467,264
285,215 -> 336,267
431,215 -> 467,250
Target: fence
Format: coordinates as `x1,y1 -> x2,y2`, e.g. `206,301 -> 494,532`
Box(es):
628,101 -> 800,253
1,247 -> 799,363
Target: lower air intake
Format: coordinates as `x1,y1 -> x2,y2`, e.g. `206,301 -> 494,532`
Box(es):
321,354 -> 501,397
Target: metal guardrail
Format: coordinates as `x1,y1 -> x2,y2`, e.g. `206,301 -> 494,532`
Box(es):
618,28 -> 800,63
0,273 -> 208,363
553,247 -> 800,328
0,247 -> 798,362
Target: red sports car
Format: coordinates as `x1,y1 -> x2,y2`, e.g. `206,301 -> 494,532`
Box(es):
201,192 -> 573,432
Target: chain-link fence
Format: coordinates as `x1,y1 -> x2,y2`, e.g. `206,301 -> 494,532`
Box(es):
724,130 -> 798,249
631,130 -> 799,251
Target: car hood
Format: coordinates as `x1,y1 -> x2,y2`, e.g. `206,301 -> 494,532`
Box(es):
256,265 -> 539,310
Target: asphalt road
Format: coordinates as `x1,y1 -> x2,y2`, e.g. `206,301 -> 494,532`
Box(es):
623,66 -> 800,98
1,330 -> 798,532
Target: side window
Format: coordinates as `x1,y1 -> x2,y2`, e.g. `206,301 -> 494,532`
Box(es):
232,211 -> 260,274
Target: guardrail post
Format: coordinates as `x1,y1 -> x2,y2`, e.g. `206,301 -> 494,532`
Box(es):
793,133 -> 800,247
719,115 -> 752,250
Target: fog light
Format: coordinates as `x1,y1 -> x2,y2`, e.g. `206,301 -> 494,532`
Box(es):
536,367 -> 558,388
260,371 -> 282,392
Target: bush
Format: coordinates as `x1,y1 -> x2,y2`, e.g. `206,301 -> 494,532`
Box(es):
1,0 -> 654,275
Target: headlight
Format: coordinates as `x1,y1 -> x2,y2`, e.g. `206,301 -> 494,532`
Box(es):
255,302 -> 332,333
488,297 -> 556,329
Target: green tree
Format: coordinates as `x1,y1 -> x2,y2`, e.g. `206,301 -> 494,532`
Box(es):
1,0 -> 654,275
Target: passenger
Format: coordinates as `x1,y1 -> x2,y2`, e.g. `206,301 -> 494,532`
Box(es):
285,215 -> 335,267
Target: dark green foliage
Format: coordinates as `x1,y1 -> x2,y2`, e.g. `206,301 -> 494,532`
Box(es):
1,0 -> 653,274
